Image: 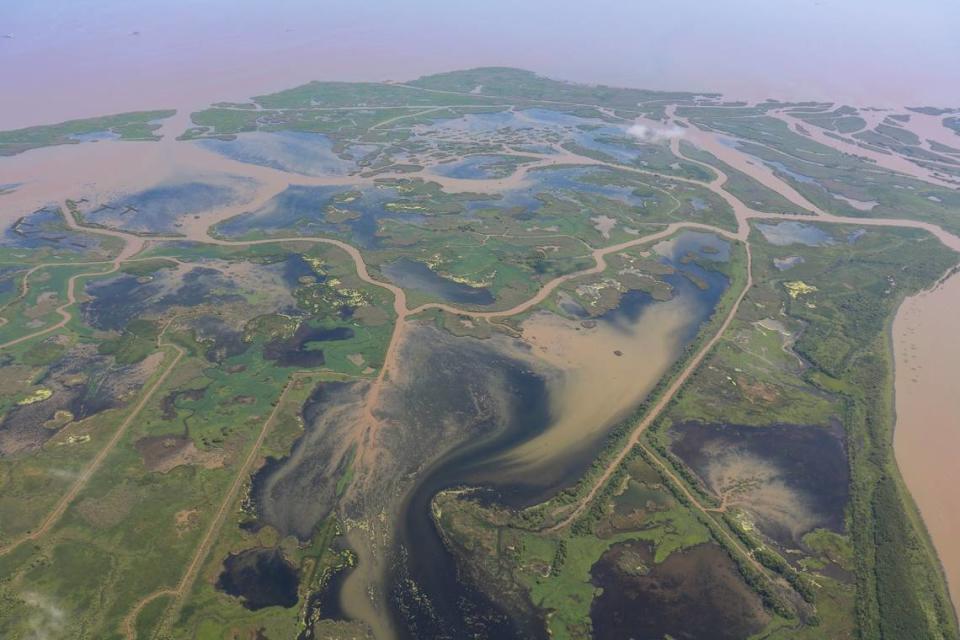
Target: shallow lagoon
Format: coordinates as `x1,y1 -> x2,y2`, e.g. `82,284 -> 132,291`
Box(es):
82,259 -> 299,331
216,166 -> 659,246
671,421 -> 849,548
2,207 -> 104,253
571,125 -> 652,164
430,154 -> 528,180
470,166 -> 658,215
388,329 -> 553,639
243,329 -> 553,637
215,184 -> 347,238
774,255 -> 805,270
654,229 -> 731,262
381,257 -> 494,305
199,131 -> 377,176
215,183 -> 431,248
86,179 -> 251,234
246,382 -> 362,541
415,107 -> 649,164
756,221 -> 835,246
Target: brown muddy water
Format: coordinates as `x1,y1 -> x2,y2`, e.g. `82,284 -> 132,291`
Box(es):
363,326 -> 556,640
6,0 -> 960,132
357,239 -> 729,639
484,233 -> 730,498
893,272 -> 960,614
243,325 -> 555,639
498,287 -> 704,484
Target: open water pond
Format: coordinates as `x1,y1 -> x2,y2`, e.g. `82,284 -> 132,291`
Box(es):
199,131 -> 377,176
216,548 -> 299,611
381,257 -> 494,305
214,184 -> 432,248
590,541 -> 769,640
774,255 -> 805,270
670,421 -> 849,547
263,323 -> 354,367
469,166 -> 658,215
756,221 -> 835,246
430,154 -> 529,179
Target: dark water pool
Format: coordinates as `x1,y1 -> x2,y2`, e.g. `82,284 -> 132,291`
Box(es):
216,548 -> 299,611
214,183 -> 430,249
2,207 -> 103,253
263,323 -> 354,368
87,180 -> 246,234
670,421 -> 849,547
590,541 -> 768,640
391,339 -> 552,640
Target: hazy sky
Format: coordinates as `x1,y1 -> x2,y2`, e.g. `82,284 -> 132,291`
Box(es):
3,0 -> 958,128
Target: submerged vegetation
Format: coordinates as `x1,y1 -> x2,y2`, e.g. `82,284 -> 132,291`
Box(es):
0,67 -> 958,640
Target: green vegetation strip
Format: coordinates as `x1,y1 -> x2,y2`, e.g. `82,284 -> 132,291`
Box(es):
0,110 -> 176,156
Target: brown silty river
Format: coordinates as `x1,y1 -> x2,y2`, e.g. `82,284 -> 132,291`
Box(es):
893,273 -> 960,613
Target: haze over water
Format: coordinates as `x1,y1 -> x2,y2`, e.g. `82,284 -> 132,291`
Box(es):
3,0 -> 959,129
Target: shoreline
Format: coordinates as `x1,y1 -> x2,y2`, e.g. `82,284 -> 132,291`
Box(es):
892,269 -> 960,616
